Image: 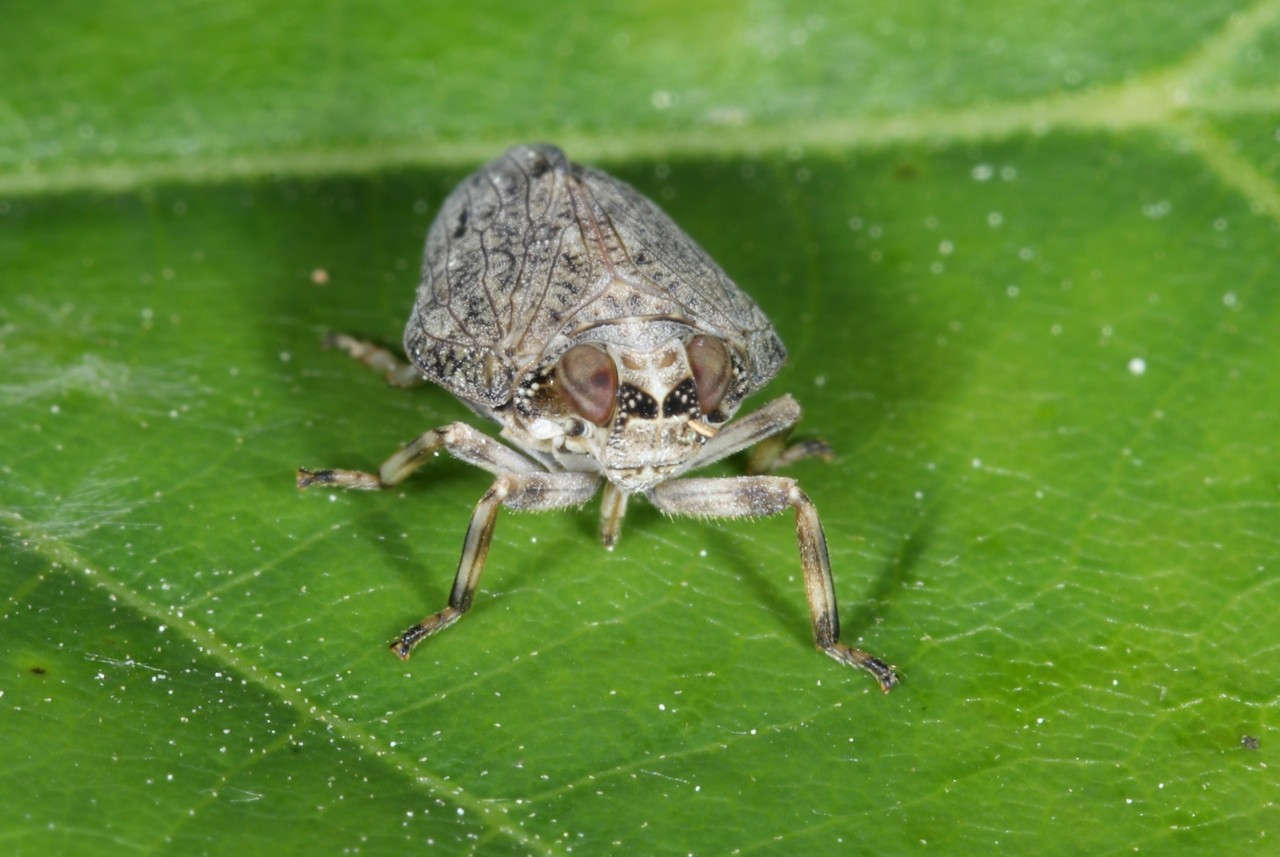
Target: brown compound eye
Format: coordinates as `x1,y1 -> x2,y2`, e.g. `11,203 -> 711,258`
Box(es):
686,334 -> 732,415
555,343 -> 618,426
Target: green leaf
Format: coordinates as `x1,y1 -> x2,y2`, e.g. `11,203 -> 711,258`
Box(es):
3,1 -> 1278,854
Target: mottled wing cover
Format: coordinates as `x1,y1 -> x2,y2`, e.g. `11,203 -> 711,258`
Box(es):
404,144 -> 786,407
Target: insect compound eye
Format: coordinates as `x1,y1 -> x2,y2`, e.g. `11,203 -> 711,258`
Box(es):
685,335 -> 733,415
555,343 -> 619,426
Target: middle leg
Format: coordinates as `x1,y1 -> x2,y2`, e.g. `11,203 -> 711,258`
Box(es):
694,395 -> 833,473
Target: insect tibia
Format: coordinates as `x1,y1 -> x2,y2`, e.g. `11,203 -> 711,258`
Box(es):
598,482 -> 629,548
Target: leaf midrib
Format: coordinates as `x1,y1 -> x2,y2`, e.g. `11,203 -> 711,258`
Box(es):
0,507 -> 562,857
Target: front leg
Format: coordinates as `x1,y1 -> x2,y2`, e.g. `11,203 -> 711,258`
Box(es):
695,395 -> 833,473
648,475 -> 898,692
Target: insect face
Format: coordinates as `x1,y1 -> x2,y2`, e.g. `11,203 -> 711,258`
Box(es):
516,330 -> 745,492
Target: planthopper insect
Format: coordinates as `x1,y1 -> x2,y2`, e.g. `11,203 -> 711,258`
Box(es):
298,144 -> 898,691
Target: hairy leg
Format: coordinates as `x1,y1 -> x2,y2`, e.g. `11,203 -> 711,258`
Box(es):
648,475 -> 897,692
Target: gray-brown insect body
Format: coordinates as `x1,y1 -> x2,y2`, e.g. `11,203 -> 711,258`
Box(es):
406,145 -> 782,492
298,144 -> 897,691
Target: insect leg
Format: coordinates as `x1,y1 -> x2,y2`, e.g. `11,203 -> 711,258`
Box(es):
695,395 -> 831,473
696,395 -> 801,465
648,475 -> 898,692
745,435 -> 833,475
598,481 -> 629,549
297,421 -> 543,491
390,471 -> 602,659
324,332 -> 424,388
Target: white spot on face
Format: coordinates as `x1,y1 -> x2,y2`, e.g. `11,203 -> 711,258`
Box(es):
529,419 -> 562,440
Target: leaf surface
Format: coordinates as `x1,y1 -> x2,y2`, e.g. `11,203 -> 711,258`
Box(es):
2,2 -> 1278,854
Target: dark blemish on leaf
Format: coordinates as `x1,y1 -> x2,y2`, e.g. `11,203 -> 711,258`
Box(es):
30,666 -> 47,676
1241,735 -> 1260,751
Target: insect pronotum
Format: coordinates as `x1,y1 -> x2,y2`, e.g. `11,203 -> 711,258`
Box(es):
298,144 -> 898,692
